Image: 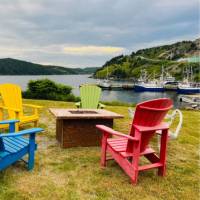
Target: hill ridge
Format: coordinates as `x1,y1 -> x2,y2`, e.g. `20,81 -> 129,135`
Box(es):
94,38 -> 200,81
0,58 -> 98,75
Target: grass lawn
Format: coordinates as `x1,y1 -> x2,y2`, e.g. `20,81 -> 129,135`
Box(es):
0,99 -> 199,200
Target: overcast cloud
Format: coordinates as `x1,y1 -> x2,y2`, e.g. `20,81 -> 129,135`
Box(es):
0,0 -> 199,67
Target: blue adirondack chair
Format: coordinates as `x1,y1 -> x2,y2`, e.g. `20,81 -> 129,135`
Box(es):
0,120 -> 43,171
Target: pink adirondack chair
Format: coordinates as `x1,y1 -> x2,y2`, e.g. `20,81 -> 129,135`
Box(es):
96,98 -> 173,184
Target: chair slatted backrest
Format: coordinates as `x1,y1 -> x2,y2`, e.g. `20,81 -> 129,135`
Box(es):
0,83 -> 23,118
80,85 -> 102,109
128,98 -> 173,152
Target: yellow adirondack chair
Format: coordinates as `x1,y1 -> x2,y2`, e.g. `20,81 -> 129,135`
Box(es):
0,83 -> 42,130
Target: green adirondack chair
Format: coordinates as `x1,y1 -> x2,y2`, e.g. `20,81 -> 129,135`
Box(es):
75,84 -> 105,109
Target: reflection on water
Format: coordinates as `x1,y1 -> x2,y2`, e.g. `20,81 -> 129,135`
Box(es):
0,75 -> 96,90
0,75 -> 182,107
102,90 -> 181,107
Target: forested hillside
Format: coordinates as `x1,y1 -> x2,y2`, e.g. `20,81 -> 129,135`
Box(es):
94,38 -> 200,81
0,58 -> 98,75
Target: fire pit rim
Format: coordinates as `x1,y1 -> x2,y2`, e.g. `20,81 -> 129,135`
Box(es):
68,110 -> 99,114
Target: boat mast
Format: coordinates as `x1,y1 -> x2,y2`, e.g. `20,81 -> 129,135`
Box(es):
190,66 -> 193,82
141,69 -> 147,82
183,66 -> 189,83
160,65 -> 164,82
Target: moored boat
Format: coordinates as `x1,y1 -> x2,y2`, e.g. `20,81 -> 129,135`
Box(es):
163,81 -> 179,90
179,95 -> 200,104
177,83 -> 200,94
134,82 -> 164,92
97,67 -> 112,90
134,69 -> 164,92
162,71 -> 178,90
179,94 -> 200,109
98,79 -> 111,90
177,66 -> 200,94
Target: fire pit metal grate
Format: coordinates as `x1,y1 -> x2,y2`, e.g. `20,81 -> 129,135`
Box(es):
69,110 -> 98,114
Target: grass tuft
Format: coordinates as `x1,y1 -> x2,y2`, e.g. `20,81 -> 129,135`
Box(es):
0,99 -> 199,200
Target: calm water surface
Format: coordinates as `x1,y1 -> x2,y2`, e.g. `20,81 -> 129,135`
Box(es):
0,75 -> 183,107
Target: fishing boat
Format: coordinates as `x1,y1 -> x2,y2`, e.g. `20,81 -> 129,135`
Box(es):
163,81 -> 179,90
179,94 -> 200,109
97,67 -> 111,89
98,79 -> 111,89
179,95 -> 200,104
134,82 -> 164,92
162,70 -> 178,90
177,83 -> 200,94
177,66 -> 200,94
134,69 -> 164,92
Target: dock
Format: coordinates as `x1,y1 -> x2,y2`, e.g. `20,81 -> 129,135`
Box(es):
97,83 -> 135,90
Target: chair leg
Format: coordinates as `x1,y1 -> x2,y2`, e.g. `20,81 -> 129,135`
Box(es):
101,143 -> 107,167
131,154 -> 140,184
131,129 -> 141,184
34,120 -> 38,127
0,108 -> 3,121
158,129 -> 168,176
28,149 -> 35,170
28,133 -> 36,170
15,123 -> 19,132
131,169 -> 139,185
100,133 -> 108,167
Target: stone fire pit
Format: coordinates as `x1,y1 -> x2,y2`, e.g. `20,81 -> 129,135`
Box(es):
49,109 -> 123,148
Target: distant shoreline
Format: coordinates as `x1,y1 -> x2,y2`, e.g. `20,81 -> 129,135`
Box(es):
0,74 -> 93,76
0,58 -> 99,76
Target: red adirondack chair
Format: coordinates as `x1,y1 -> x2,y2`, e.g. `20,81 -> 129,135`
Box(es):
96,98 -> 173,184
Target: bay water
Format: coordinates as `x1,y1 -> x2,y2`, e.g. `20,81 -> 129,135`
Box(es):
0,75 -> 183,107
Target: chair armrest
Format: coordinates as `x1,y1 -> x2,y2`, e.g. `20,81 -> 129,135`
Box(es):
0,105 -> 20,112
98,103 -> 105,109
96,125 -> 139,141
75,102 -> 81,108
0,128 -> 43,138
23,104 -> 43,109
128,107 -> 135,119
0,119 -> 19,125
0,119 -> 20,132
133,122 -> 169,132
0,108 -> 20,131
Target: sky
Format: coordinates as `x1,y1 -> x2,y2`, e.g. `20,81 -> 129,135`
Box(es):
0,0 -> 199,68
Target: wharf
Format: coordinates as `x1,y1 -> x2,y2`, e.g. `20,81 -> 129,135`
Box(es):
97,83 -> 135,90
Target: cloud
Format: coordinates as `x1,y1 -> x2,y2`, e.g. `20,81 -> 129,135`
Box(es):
63,45 -> 125,56
0,0 -> 199,67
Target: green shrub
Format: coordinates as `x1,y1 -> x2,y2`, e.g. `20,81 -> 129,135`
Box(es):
23,79 -> 79,102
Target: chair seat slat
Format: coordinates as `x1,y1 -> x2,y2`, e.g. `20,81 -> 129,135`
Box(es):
0,151 -> 10,159
3,137 -> 29,153
4,137 -> 25,149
